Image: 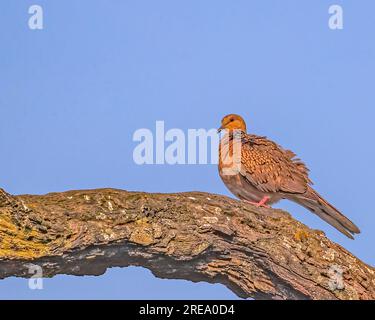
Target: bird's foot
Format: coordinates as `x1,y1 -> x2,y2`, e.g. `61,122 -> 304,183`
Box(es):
244,196 -> 270,208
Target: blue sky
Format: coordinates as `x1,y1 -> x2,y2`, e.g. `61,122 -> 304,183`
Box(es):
0,0 -> 374,299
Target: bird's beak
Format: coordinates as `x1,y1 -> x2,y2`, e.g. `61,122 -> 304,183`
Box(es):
217,126 -> 224,133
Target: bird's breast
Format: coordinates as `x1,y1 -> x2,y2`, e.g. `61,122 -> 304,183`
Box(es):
218,138 -> 281,204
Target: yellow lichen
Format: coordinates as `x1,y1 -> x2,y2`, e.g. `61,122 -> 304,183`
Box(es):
0,213 -> 50,259
130,229 -> 154,245
294,229 -> 309,242
129,218 -> 154,245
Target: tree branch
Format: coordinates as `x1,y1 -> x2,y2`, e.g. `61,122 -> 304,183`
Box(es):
0,187 -> 373,299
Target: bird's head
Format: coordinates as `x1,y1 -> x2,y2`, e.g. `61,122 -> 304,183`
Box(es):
218,114 -> 247,133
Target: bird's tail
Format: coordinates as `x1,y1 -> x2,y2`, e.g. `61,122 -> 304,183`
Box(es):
291,186 -> 360,239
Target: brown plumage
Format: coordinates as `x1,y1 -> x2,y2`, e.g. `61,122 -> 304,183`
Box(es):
218,114 -> 360,239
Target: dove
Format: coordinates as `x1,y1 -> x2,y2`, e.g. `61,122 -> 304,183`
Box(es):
218,114 -> 360,239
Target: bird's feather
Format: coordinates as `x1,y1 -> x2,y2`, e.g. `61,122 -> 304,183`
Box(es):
220,131 -> 360,239
289,186 -> 360,238
239,133 -> 311,194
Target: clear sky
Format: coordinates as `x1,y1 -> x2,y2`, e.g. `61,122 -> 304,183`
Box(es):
0,0 -> 374,299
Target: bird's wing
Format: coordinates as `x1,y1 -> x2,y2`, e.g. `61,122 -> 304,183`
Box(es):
239,134 -> 312,194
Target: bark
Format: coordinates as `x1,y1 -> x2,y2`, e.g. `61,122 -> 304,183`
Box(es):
0,187 -> 373,300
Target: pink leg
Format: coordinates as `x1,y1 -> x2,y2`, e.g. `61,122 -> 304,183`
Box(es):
244,196 -> 270,208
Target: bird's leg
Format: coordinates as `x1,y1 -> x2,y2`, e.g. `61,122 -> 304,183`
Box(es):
257,196 -> 270,207
244,196 -> 270,208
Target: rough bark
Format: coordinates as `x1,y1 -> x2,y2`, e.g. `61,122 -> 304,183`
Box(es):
0,187 -> 373,300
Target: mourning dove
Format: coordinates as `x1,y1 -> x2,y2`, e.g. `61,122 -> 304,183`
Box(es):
218,114 -> 360,239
